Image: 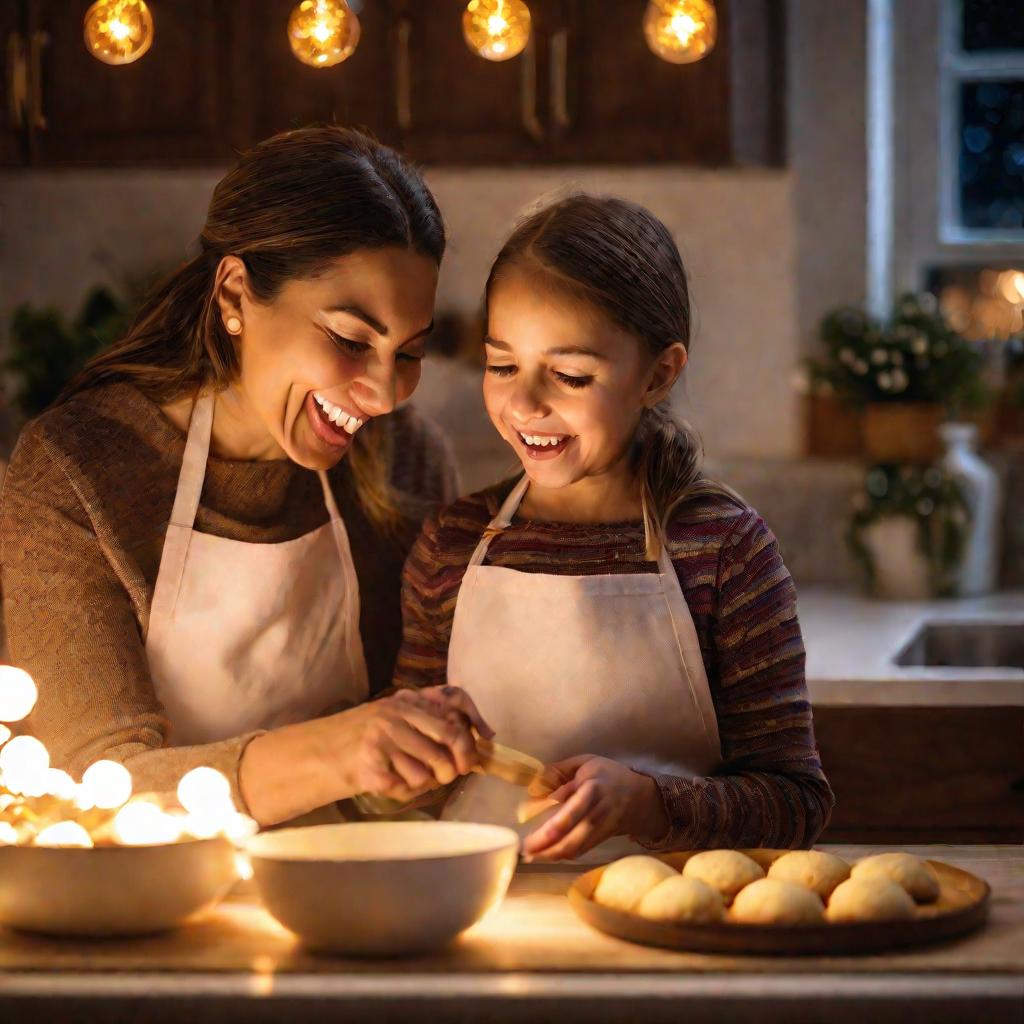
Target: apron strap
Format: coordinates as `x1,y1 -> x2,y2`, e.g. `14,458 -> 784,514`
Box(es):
169,391 -> 214,529
467,474 -> 530,567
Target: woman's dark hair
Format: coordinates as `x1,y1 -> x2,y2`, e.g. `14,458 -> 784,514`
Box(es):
60,125 -> 446,530
486,193 -> 739,554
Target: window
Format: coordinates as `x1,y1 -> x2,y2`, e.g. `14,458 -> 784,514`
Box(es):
940,0 -> 1024,241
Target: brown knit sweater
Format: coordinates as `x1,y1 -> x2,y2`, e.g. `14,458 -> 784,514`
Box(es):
0,383 -> 455,809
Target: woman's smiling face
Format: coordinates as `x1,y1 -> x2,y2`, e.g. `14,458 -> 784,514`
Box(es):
224,246 -> 438,470
483,267 -> 659,493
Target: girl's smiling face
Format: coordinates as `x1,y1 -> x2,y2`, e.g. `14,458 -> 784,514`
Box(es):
484,268 -> 682,501
217,246 -> 438,469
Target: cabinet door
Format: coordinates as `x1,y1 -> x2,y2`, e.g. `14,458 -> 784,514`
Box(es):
388,0 -> 552,164
238,0 -> 398,150
546,0 -> 784,165
26,0 -> 238,165
0,1 -> 29,166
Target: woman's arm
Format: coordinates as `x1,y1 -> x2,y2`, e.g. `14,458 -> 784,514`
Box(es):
0,429 -> 483,827
640,510 -> 836,851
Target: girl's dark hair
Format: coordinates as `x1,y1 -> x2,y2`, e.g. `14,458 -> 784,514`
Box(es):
486,193 -> 740,555
60,125 -> 446,531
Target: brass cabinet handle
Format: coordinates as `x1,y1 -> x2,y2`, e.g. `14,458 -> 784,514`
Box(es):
395,16 -> 411,132
28,29 -> 48,130
6,32 -> 27,129
549,26 -> 570,130
519,32 -> 543,142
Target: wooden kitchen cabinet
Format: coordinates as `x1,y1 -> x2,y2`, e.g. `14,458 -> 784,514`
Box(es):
815,706 -> 1024,844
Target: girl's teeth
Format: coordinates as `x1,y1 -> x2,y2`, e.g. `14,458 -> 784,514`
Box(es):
520,433 -> 565,447
313,391 -> 364,435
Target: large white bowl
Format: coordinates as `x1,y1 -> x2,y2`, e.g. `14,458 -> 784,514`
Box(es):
0,838 -> 238,937
246,821 -> 519,955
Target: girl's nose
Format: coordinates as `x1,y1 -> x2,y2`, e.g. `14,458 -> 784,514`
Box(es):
508,379 -> 550,423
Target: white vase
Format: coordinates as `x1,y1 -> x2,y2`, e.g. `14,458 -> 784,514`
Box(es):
939,422 -> 1001,598
860,516 -> 933,600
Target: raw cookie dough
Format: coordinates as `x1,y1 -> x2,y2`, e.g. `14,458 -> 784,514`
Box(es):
768,850 -> 851,900
683,850 -> 764,905
850,852 -> 940,904
593,855 -> 677,912
729,878 -> 825,925
826,877 -> 916,922
636,875 -> 725,924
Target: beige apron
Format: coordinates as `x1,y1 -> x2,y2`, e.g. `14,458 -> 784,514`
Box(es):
442,475 -> 722,862
145,392 -> 369,747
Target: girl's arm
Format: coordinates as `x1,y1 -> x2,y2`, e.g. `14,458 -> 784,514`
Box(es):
640,509 -> 836,851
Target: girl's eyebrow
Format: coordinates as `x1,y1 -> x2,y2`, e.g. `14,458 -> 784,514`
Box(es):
484,335 -> 606,360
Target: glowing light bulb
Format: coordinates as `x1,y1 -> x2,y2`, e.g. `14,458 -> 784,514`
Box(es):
463,0 -> 532,61
35,821 -> 94,848
0,823 -> 17,845
0,666 -> 38,723
177,766 -> 233,816
81,760 -> 133,810
113,800 -> 183,846
288,0 -> 361,69
83,0 -> 154,66
643,0 -> 717,64
0,735 -> 49,796
43,768 -> 78,801
0,725 -> 10,747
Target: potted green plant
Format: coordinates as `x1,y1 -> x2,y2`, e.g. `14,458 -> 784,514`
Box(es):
808,292 -> 990,462
846,464 -> 971,599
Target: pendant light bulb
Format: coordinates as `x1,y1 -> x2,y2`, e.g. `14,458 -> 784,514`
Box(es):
83,0 -> 154,66
643,0 -> 717,65
463,0 -> 532,62
288,0 -> 361,69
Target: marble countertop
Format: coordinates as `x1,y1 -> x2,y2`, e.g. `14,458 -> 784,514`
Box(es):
799,587 -> 1024,706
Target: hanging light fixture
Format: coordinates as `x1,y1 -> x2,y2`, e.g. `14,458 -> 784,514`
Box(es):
288,0 -> 361,69
83,0 -> 154,66
463,0 -> 532,62
643,0 -> 717,64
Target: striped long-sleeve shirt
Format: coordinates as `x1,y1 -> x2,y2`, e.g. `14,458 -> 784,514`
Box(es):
394,478 -> 835,851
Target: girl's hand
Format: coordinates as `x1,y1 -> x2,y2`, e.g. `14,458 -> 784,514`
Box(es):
521,755 -> 669,862
334,686 -> 494,804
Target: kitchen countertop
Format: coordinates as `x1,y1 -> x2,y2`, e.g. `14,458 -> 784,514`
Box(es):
799,588 -> 1024,706
0,844 -> 1022,1023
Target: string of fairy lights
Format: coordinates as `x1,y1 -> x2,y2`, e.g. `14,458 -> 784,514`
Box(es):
82,0 -> 718,69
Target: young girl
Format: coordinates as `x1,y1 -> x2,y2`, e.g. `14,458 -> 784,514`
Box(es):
394,195 -> 834,862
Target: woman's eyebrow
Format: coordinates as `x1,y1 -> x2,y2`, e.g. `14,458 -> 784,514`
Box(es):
327,304 -> 434,344
484,335 -> 605,359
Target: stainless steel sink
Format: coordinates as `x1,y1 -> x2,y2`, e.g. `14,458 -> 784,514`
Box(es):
894,621 -> 1024,669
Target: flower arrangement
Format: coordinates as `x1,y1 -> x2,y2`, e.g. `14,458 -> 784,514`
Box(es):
846,464 -> 971,598
806,292 -> 990,417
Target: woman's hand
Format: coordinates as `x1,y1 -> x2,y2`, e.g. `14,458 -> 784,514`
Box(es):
333,686 -> 494,804
521,755 -> 669,862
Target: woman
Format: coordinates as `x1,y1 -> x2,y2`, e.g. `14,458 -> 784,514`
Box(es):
0,126 -> 492,827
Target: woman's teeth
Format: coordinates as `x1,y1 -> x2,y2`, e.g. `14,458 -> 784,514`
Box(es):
314,392 -> 364,435
519,432 -> 567,447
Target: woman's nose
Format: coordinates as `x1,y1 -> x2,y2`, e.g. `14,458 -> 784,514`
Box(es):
352,359 -> 398,417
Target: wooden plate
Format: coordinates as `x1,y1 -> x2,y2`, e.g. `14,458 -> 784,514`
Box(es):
568,851 -> 990,956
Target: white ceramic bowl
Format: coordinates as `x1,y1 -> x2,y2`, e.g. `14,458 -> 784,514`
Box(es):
246,821 -> 519,955
0,838 -> 238,937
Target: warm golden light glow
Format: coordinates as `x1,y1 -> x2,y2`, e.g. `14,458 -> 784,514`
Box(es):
0,666 -> 38,723
113,800 -> 184,846
42,769 -> 78,802
463,0 -> 532,61
83,0 -> 154,66
643,0 -> 717,64
0,735 -> 49,796
288,0 -> 361,69
35,821 -> 94,848
0,725 -> 11,747
81,760 -> 133,810
0,822 -> 18,845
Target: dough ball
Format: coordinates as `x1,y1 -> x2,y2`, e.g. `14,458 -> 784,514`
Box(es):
593,856 -> 677,913
729,878 -> 825,925
826,877 -> 916,923
683,850 -> 764,905
636,876 -> 725,924
850,852 -> 940,904
768,850 -> 851,900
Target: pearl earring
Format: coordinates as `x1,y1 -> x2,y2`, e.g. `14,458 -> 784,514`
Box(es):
226,316 -> 242,334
